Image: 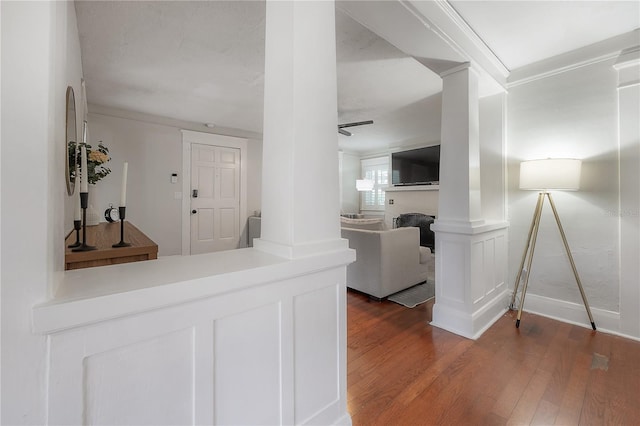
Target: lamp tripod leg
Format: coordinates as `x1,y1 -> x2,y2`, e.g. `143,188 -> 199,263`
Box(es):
546,193 -> 596,330
516,193 -> 544,328
511,193 -> 545,309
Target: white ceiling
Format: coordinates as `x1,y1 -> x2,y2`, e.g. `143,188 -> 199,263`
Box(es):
75,1 -> 639,153
450,0 -> 640,70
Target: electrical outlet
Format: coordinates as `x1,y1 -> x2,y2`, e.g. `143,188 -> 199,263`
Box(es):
389,199 -> 394,205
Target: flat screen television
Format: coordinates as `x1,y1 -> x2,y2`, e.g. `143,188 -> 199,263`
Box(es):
391,145 -> 440,186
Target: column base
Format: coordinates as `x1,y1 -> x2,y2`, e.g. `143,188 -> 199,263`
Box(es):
431,220 -> 510,339
431,290 -> 509,339
253,237 -> 350,260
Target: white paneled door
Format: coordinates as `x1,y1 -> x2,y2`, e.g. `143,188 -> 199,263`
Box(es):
190,144 -> 240,254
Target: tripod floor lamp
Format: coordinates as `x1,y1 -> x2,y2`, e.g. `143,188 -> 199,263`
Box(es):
510,158 -> 596,330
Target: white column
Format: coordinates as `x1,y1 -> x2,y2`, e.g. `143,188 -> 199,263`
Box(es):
254,0 -> 346,259
614,47 -> 640,338
431,64 -> 509,339
438,64 -> 483,226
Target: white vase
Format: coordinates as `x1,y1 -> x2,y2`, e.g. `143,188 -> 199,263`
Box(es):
86,204 -> 100,226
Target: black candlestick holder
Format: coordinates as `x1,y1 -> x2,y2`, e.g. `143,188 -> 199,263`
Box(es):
112,206 -> 131,248
67,219 -> 82,248
72,192 -> 96,252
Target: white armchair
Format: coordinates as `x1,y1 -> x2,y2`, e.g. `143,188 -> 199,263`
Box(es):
341,226 -> 432,299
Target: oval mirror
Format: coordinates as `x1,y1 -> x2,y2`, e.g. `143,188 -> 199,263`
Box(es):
65,86 -> 77,195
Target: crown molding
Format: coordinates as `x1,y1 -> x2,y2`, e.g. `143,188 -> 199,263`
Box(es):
613,45 -> 640,69
403,0 -> 509,78
427,0 -> 509,77
614,46 -> 640,88
439,61 -> 472,78
508,30 -> 640,88
402,0 -> 508,94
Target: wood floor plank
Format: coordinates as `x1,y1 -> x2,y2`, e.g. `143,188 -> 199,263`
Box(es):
346,290 -> 640,426
506,369 -> 552,425
553,350 -> 591,425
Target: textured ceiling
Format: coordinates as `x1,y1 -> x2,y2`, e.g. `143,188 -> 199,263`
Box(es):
75,1 -> 639,153
75,1 -> 267,133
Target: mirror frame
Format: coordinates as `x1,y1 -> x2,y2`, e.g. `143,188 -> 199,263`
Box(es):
65,86 -> 77,195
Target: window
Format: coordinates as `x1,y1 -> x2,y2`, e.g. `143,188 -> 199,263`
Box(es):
360,156 -> 389,211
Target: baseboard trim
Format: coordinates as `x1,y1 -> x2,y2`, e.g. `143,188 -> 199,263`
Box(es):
522,293 -> 627,336
431,289 -> 509,340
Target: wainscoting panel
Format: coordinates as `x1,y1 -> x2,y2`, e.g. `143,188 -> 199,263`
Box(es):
471,240 -> 485,303
84,328 -> 194,426
482,237 -> 497,299
213,303 -> 282,425
494,234 -> 506,292
294,284 -> 339,424
439,239 -> 466,305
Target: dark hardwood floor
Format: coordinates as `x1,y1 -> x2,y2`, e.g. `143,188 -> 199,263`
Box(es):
347,290 -> 640,425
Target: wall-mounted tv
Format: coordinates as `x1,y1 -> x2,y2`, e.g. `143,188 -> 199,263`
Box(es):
391,145 -> 440,186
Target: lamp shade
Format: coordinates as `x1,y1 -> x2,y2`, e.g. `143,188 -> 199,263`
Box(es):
519,158 -> 582,191
356,179 -> 374,191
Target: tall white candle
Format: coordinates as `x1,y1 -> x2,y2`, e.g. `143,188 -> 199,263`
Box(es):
120,162 -> 128,207
81,78 -> 89,121
74,188 -> 81,220
80,145 -> 88,193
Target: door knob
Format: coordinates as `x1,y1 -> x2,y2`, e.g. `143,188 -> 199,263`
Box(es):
192,209 -> 197,214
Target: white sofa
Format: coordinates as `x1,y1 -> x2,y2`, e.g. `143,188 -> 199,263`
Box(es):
341,222 -> 432,299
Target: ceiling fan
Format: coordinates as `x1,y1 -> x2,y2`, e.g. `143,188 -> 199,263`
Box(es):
338,120 -> 373,136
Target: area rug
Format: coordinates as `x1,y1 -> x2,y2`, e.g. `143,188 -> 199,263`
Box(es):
388,279 -> 435,308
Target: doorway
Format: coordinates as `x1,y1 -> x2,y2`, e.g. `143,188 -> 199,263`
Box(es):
181,130 -> 248,255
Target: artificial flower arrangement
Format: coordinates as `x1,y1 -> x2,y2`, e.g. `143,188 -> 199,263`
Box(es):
69,141 -> 111,184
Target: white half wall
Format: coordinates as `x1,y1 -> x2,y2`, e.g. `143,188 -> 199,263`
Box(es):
38,252 -> 352,426
87,113 -> 263,256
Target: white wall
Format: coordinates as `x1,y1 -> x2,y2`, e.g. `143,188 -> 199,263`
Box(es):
1,1 -> 82,422
339,151 -> 360,214
385,188 -> 439,228
507,60 -> 621,314
84,113 -> 263,256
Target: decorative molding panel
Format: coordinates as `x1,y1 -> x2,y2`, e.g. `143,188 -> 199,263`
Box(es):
84,329 -> 194,426
439,239 -> 467,304
214,303 -> 282,425
294,285 -> 340,424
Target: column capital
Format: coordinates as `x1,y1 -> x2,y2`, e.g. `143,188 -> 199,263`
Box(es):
439,61 -> 476,79
614,46 -> 640,88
